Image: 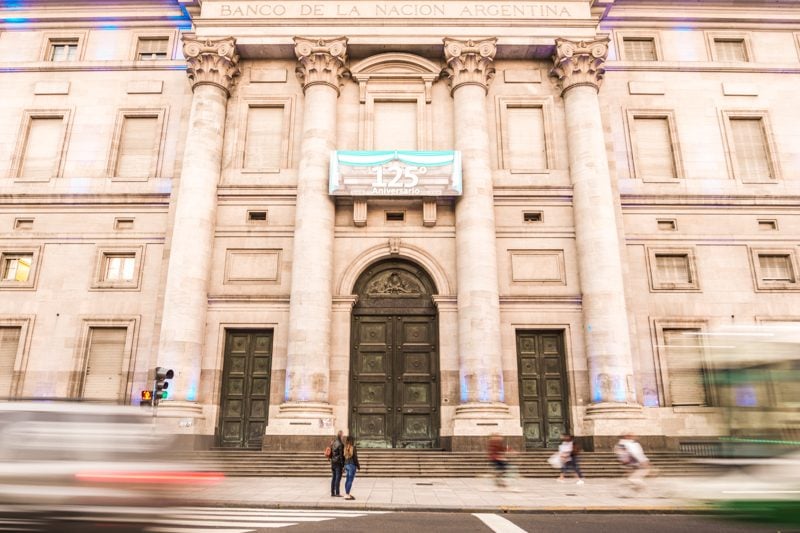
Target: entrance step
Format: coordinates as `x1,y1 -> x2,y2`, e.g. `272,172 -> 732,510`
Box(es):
179,450 -> 725,478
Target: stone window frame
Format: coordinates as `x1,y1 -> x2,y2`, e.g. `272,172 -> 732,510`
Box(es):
69,316 -> 139,401
624,108 -> 685,183
0,315 -> 36,398
645,246 -> 701,292
749,247 -> 800,292
236,96 -> 295,173
0,246 -> 42,291
362,91 -> 429,151
795,33 -> 800,63
719,109 -> 781,184
106,108 -> 168,181
705,31 -> 754,62
39,31 -> 88,62
495,96 -> 556,174
614,31 -> 663,61
650,317 -> 714,410
90,245 -> 145,291
10,109 -> 73,182
129,30 -> 178,61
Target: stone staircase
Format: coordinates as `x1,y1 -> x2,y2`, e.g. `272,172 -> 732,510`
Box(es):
182,449 -> 723,478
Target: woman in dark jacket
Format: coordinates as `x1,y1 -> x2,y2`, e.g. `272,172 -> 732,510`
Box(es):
343,436 -> 361,500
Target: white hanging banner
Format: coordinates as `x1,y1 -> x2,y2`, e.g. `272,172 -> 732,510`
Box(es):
329,150 -> 462,197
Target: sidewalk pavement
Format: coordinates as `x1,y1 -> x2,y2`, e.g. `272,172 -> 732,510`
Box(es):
180,475 -> 709,513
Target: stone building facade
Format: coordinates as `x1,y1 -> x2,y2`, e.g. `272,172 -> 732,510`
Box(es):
0,0 -> 798,450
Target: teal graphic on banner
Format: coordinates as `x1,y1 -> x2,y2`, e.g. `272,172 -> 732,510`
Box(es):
329,150 -> 462,197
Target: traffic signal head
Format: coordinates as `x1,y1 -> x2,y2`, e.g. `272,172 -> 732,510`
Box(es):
154,367 -> 174,404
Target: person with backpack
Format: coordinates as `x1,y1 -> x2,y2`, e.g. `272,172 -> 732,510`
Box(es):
557,433 -> 585,485
343,435 -> 360,500
327,430 -> 344,497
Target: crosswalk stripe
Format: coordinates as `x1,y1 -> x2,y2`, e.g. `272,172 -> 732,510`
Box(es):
473,513 -> 529,533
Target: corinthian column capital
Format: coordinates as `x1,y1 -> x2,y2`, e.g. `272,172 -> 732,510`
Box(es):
550,37 -> 609,95
294,37 -> 349,95
443,37 -> 497,95
182,36 -> 241,97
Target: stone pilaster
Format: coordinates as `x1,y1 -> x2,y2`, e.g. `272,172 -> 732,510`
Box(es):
155,36 -> 239,431
443,38 -> 521,448
264,37 -> 348,449
551,38 -> 642,424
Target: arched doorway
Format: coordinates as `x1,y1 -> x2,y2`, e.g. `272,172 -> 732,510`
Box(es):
350,259 -> 440,448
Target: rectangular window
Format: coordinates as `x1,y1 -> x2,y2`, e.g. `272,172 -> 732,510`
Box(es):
730,118 -> 772,180
623,38 -> 657,61
714,39 -> 748,62
373,101 -> 417,151
19,117 -> 64,179
759,254 -> 794,282
0,327 -> 21,397
49,40 -> 78,62
1,254 -> 33,282
115,116 -> 159,178
632,116 -> 676,179
82,327 -> 128,402
136,37 -> 169,60
243,106 -> 285,170
657,219 -> 677,231
656,254 -> 692,284
103,254 -> 136,282
663,328 -> 708,407
506,106 -> 547,170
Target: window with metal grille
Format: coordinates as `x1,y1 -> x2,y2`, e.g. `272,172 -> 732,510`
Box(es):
115,116 -> 159,178
244,106 -> 285,170
623,38 -> 657,61
82,327 -> 128,402
49,40 -> 78,61
136,37 -> 169,60
758,254 -> 794,282
663,329 -> 708,406
1,254 -> 33,282
655,254 -> 691,284
373,101 -> 418,151
715,39 -> 748,62
730,118 -> 772,180
0,327 -> 21,397
632,116 -> 676,179
19,116 -> 64,179
505,106 -> 547,170
103,254 -> 136,282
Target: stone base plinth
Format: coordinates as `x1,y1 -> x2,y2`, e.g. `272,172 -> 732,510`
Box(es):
263,401 -> 338,451
451,402 -> 522,451
152,400 -> 209,450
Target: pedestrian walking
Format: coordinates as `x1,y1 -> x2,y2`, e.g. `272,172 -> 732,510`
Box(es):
557,433 -> 585,485
329,430 -> 344,497
615,433 -> 651,488
487,434 -> 508,487
343,435 -> 360,500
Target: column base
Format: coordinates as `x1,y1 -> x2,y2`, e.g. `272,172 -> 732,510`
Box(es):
451,402 -> 523,451
152,400 -> 211,450
581,402 -> 647,451
584,401 -> 643,418
262,401 -> 337,451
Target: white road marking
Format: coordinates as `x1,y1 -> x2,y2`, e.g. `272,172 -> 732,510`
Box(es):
473,513 -> 529,533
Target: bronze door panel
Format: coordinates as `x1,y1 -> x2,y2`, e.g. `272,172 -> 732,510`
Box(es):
516,331 -> 569,449
218,330 -> 273,448
395,316 -> 438,448
351,316 -> 393,448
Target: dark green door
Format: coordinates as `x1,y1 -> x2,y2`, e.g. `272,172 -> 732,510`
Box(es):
350,260 -> 439,448
516,331 -> 569,449
218,330 -> 273,448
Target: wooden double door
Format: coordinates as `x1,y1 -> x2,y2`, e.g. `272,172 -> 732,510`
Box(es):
350,260 -> 440,448
217,330 -> 273,448
516,331 -> 570,449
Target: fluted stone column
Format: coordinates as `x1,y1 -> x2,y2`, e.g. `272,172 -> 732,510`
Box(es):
265,37 -> 347,445
156,36 -> 239,419
551,38 -> 641,419
443,38 -> 519,447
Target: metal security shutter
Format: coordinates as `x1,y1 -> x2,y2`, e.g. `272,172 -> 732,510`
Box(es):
715,40 -> 747,62
655,254 -> 691,284
116,116 -> 158,178
730,118 -> 771,180
373,101 -> 417,151
506,106 -> 547,170
0,327 -> 21,397
20,117 -> 63,179
244,106 -> 284,169
663,329 -> 707,406
623,38 -> 656,61
633,117 -> 676,179
83,327 -> 128,403
759,254 -> 794,282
